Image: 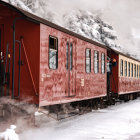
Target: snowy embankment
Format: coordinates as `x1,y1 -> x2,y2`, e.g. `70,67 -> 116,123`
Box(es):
20,99 -> 140,140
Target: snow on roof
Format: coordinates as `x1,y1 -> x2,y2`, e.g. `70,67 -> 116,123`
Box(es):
0,1 -> 109,50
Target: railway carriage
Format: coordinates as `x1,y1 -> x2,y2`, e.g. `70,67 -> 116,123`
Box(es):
0,1 -> 140,112
0,1 -> 108,107
110,50 -> 140,100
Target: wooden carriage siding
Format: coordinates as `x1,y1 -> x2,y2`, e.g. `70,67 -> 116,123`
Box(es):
118,54 -> 140,94
39,23 -> 107,106
109,49 -> 140,96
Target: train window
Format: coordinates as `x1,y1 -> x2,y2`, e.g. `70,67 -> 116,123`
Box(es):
131,63 -> 133,77
66,42 -> 69,70
137,65 -> 138,78
49,36 -> 58,69
134,64 -> 136,77
101,53 -> 105,74
139,65 -> 140,78
120,59 -> 123,76
66,42 -> 73,70
85,48 -> 91,73
125,61 -> 127,77
128,62 -> 130,77
94,51 -> 99,74
70,43 -> 73,70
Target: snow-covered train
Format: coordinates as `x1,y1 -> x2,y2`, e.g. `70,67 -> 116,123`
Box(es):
0,1 -> 140,115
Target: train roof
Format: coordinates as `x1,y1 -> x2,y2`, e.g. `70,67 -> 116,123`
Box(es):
0,0 -> 109,50
0,1 -> 139,63
111,48 -> 140,63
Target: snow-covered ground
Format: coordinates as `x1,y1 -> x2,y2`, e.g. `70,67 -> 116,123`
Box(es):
0,125 -> 19,140
19,99 -> 140,140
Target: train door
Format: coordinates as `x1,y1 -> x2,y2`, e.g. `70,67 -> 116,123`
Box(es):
66,40 -> 76,97
0,26 -> 1,52
0,24 -> 4,97
0,24 -> 4,55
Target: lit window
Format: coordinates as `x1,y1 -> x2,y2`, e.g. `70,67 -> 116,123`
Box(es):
128,62 -> 130,77
85,48 -> 91,73
49,36 -> 58,69
120,59 -> 123,76
101,53 -> 105,74
125,61 -> 127,77
94,51 -> 99,74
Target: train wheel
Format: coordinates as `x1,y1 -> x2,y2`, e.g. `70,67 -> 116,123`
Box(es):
124,94 -> 129,102
130,94 -> 133,100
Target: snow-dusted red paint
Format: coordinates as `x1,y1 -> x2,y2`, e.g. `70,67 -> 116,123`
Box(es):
39,24 -> 107,106
3,1 -> 140,107
0,3 -> 107,106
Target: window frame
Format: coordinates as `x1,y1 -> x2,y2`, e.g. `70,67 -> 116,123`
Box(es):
120,59 -> 123,76
134,64 -> 136,77
101,53 -> 105,74
137,65 -> 138,78
70,42 -> 73,70
131,63 -> 133,77
139,65 -> 140,78
66,42 -> 69,70
124,61 -> 127,77
85,48 -> 91,73
48,35 -> 58,70
94,50 -> 99,74
128,62 -> 130,77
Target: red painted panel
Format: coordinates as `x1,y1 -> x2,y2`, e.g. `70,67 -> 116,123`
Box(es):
0,4 -> 40,104
118,77 -> 140,94
39,24 -> 107,106
0,3 -> 107,107
110,52 -> 140,95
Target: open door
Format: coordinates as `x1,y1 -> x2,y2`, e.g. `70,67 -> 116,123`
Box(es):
66,40 -> 76,97
0,24 -> 4,55
0,24 -> 4,97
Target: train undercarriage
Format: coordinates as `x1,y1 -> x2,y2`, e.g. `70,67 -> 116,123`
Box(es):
0,90 -> 140,130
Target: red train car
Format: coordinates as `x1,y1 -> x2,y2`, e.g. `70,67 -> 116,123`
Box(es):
0,1 -> 108,107
110,49 -> 140,100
